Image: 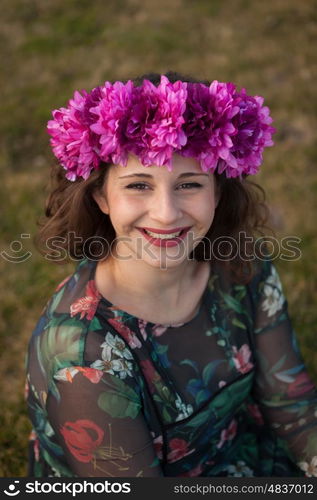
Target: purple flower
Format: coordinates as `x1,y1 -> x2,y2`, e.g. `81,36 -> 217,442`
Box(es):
224,89 -> 275,177
124,76 -> 188,168
90,80 -> 134,167
47,90 -> 100,181
47,76 -> 275,181
180,81 -> 240,172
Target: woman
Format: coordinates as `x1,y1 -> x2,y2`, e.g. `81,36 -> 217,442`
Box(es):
25,72 -> 317,477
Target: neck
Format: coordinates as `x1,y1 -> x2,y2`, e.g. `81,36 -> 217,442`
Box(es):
97,254 -> 202,306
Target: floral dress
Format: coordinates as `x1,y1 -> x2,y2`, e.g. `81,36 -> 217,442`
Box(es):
25,258 -> 317,477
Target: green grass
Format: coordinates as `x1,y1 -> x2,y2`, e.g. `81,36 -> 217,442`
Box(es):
1,0 -> 316,476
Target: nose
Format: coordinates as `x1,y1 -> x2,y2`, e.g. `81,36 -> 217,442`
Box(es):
148,187 -> 183,226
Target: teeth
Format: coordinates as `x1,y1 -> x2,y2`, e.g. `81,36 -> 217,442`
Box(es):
144,229 -> 182,239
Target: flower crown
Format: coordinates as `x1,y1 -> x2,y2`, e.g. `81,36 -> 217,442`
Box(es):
47,75 -> 275,181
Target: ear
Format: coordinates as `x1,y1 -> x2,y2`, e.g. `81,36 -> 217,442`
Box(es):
93,190 -> 109,215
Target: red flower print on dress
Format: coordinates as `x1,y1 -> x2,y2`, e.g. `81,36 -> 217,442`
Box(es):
216,418 -> 238,449
152,434 -> 163,460
139,359 -> 161,393
232,344 -> 254,374
167,438 -> 194,463
247,403 -> 264,426
108,317 -> 142,349
287,372 -> 315,399
60,419 -> 104,463
54,367 -> 103,384
77,367 -> 104,383
70,280 -> 101,320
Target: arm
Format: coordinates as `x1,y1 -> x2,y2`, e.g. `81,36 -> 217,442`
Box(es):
252,261 -> 317,477
46,367 -> 163,477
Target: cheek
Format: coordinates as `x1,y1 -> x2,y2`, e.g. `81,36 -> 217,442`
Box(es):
107,196 -> 141,230
196,194 -> 217,224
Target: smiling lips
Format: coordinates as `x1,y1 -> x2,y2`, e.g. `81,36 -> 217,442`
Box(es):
137,226 -> 192,247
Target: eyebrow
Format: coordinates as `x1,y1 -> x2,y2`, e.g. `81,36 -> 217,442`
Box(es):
118,172 -> 210,179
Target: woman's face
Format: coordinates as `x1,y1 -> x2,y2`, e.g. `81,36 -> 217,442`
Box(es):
94,154 -> 219,270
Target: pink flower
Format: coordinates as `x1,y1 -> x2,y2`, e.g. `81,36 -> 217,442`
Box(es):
125,76 -> 188,167
217,418 -> 238,449
167,438 -> 194,463
108,317 -> 142,349
247,403 -> 264,426
90,80 -> 134,166
47,90 -> 100,181
232,344 -> 254,374
47,76 -> 275,181
70,280 -> 101,320
227,89 -> 275,177
287,372 -> 315,399
181,81 -> 239,172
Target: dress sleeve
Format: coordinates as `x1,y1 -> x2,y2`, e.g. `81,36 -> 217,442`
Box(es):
252,260 -> 317,477
46,368 -> 163,477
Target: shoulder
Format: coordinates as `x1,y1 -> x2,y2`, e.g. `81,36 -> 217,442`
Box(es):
29,260 -> 101,375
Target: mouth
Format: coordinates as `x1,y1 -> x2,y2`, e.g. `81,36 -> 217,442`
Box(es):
138,227 -> 191,239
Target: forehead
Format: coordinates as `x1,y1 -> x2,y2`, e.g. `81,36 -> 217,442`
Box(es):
108,154 -> 211,181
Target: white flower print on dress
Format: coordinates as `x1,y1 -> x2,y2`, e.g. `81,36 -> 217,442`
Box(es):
298,456 -> 317,477
226,461 -> 254,477
261,265 -> 285,317
175,394 -> 193,421
91,333 -> 133,378
102,332 -> 133,360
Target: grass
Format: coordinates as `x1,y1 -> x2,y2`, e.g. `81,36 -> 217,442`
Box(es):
1,0 -> 316,476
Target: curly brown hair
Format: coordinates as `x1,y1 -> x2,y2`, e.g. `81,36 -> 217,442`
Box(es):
36,71 -> 271,283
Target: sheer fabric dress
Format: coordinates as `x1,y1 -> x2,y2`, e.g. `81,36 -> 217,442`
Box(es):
25,258 -> 317,477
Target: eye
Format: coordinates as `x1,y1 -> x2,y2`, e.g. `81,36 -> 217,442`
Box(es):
125,182 -> 150,191
177,182 -> 203,190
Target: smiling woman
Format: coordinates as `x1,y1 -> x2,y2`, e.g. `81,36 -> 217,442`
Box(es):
26,71 -> 317,478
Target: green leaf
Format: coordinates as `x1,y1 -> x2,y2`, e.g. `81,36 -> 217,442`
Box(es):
90,316 -> 103,330
154,343 -> 168,354
235,287 -> 247,301
196,389 -> 210,405
268,354 -> 287,374
232,317 -> 247,329
162,406 -> 172,423
211,373 -> 253,418
179,359 -> 199,373
48,287 -> 66,314
220,292 -> 243,313
101,376 -> 140,402
98,392 -> 140,419
202,360 -> 225,386
217,339 -> 226,347
186,409 -> 210,427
